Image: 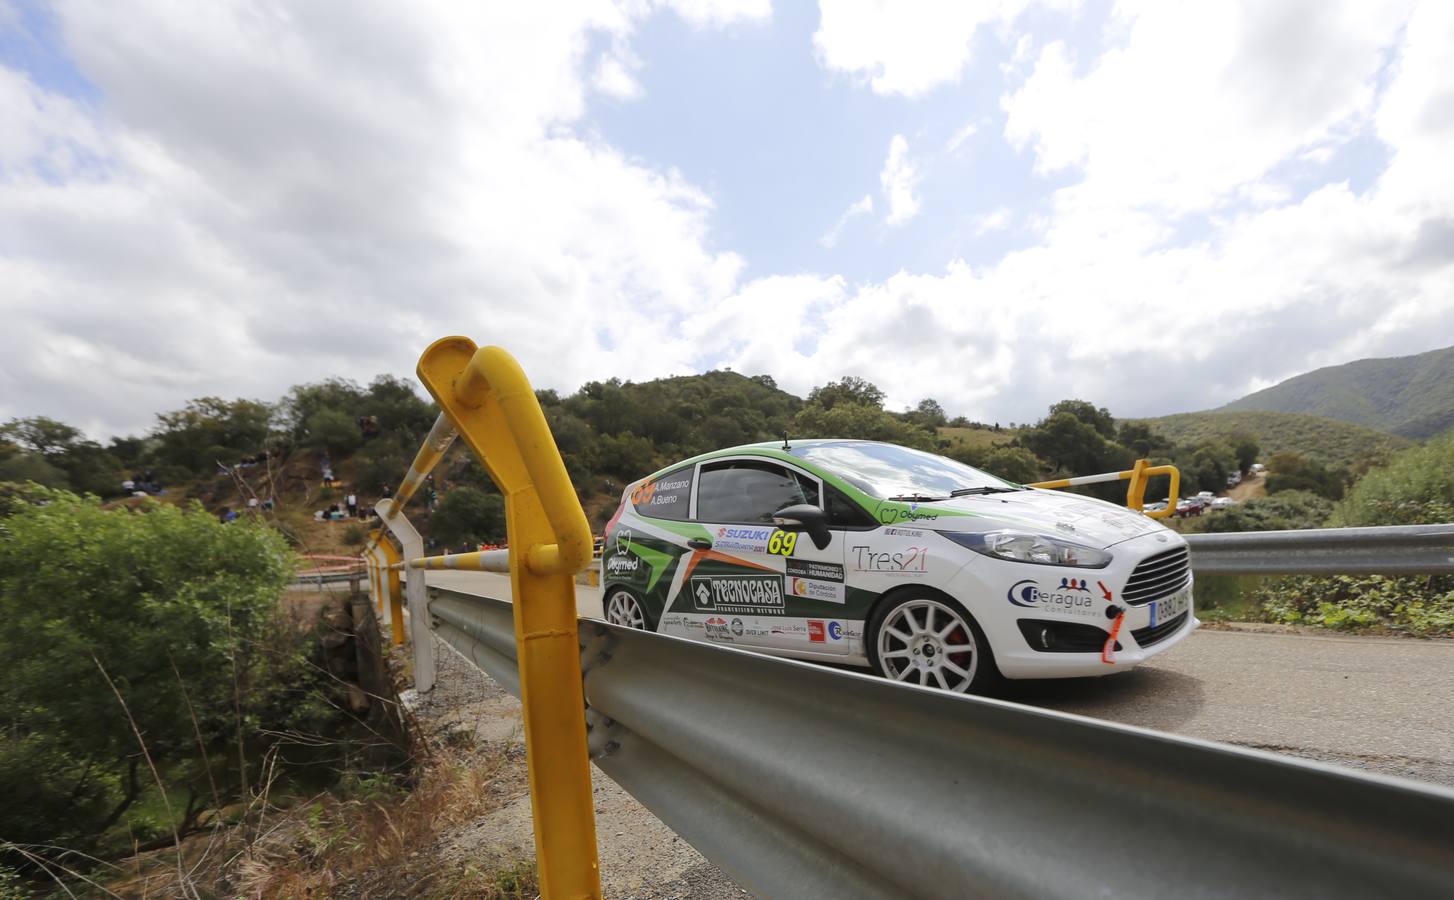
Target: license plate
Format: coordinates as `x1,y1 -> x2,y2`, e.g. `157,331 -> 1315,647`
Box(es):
1151,588 -> 1191,627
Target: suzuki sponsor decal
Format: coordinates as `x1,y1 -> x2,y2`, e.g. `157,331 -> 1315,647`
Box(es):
852,545 -> 929,576
1006,578 -> 1101,619
714,525 -> 775,553
690,574 -> 786,614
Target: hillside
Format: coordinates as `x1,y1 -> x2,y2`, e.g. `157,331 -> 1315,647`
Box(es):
1219,344 -> 1454,439
1140,410 -> 1411,468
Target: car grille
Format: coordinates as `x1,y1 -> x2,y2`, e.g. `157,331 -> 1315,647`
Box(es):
1131,611 -> 1188,648
1121,546 -> 1191,606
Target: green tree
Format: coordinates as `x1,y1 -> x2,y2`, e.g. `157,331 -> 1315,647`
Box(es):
806,376 -> 886,410
153,397 -> 274,471
429,486 -> 506,548
0,491 -> 317,856
1332,428 -> 1454,526
0,416 -> 83,456
1230,433 -> 1260,473
904,398 -> 948,429
304,408 -> 363,456
0,453 -> 70,488
1265,452 -> 1346,500
793,402 -> 936,450
1019,411 -> 1127,475
1046,400 -> 1116,439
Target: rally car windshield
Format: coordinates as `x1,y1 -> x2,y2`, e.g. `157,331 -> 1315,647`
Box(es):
789,442 -> 1020,500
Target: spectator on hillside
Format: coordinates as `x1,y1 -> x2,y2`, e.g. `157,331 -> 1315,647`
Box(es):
346,493 -> 358,517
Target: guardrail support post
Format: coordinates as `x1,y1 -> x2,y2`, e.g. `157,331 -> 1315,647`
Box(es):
375,503 -> 436,693
377,538 -> 406,646
417,337 -> 600,899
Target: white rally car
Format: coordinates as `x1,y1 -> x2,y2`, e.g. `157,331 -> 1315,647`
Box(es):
601,440 -> 1196,693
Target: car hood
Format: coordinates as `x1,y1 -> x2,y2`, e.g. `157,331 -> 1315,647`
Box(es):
901,488 -> 1170,550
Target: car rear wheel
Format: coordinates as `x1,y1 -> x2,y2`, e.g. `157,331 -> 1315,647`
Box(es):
868,594 -> 999,693
605,588 -> 650,630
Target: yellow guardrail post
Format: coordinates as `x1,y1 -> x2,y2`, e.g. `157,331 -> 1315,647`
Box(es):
1028,459 -> 1180,520
377,538 -> 406,647
416,337 -> 600,899
1125,458 -> 1151,512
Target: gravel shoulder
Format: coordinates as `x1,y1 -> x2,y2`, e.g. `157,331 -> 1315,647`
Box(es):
409,632 -> 744,899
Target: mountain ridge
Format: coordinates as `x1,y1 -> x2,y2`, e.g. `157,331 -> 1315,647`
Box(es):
1218,344 -> 1454,439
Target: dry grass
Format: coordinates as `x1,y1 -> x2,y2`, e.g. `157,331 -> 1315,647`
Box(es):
103,744 -> 534,899
937,425 -> 1016,451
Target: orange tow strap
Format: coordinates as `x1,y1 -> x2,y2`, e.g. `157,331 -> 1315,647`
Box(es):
1102,611 -> 1126,664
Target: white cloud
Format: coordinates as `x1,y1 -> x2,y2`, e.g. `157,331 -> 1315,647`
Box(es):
5,0 -> 1454,442
1002,1 -> 1414,214
813,0 -> 1030,97
879,134 -> 920,226
945,121 -> 978,153
593,42 -> 644,100
820,193 -> 874,248
971,207 -> 1013,235
661,0 -> 771,29
0,0 -> 748,436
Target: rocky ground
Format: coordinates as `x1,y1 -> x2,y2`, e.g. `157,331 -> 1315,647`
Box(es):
407,634 -> 745,899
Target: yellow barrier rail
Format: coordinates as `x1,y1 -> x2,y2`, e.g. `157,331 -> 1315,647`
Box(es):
376,535 -> 406,646
1027,458 -> 1181,520
415,338 -> 600,898
385,411 -> 458,520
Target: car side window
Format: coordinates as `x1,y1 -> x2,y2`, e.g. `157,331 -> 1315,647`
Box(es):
825,484 -> 877,528
631,467 -> 693,521
696,461 -> 819,524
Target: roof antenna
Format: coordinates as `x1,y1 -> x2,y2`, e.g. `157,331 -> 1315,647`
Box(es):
781,430 -> 791,451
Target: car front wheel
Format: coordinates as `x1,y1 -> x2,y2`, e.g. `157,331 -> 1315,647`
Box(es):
868,594 -> 999,694
604,587 -> 651,630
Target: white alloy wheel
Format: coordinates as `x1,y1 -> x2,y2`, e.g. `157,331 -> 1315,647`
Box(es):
605,589 -> 648,630
875,598 -> 979,692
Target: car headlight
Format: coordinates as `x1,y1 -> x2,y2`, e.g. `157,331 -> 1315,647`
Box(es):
943,530 -> 1112,568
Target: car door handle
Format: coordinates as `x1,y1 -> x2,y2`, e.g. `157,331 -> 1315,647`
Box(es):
687,538 -> 712,551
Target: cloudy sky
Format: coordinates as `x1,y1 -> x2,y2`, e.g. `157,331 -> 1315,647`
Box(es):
3,0 -> 1453,438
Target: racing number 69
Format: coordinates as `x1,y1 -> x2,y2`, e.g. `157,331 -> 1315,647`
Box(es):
768,531 -> 798,556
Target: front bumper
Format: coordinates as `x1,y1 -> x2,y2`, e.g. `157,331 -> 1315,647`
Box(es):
958,530 -> 1199,680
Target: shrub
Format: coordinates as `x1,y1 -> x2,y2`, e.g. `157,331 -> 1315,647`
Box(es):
1256,575 -> 1454,636
0,490 -> 331,860
1332,428 -> 1454,526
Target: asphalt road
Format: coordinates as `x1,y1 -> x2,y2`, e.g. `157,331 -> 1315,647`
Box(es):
424,570 -> 1454,787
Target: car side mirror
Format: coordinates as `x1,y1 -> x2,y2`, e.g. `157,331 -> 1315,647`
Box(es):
772,503 -> 832,550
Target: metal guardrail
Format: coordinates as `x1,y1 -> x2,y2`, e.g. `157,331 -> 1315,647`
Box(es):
1185,523 -> 1454,575
428,586 -> 1454,899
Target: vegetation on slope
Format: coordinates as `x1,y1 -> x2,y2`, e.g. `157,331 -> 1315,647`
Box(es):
1140,410 -> 1408,470
1219,343 -> 1454,439
0,491 -> 377,870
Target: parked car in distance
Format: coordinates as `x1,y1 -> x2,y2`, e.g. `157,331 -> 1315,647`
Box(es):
1210,497 -> 1237,510
1196,491 -> 1216,503
1143,500 -> 1168,512
1175,498 -> 1205,518
1227,471 -> 1242,487
1250,463 -> 1266,474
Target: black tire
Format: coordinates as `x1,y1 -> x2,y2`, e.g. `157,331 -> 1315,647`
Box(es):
867,590 -> 1002,694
